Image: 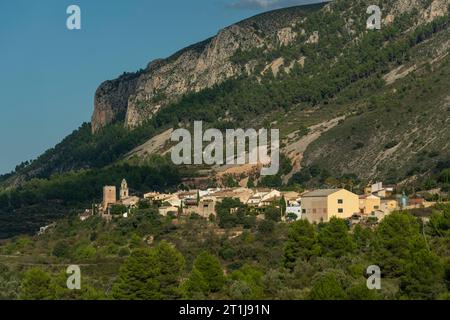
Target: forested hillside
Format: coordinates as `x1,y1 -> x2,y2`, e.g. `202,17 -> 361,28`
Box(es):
1,0 -> 450,302
4,0 -> 450,186
1,201 -> 450,300
1,0 -> 450,238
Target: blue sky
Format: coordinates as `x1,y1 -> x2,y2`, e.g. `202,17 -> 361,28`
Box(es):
0,0 -> 323,174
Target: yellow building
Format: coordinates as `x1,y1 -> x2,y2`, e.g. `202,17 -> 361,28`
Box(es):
301,189 -> 359,223
359,194 -> 381,215
380,199 -> 398,214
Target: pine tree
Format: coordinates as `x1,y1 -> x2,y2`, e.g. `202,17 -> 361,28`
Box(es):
20,268 -> 55,300
280,195 -> 287,218
192,251 -> 225,293
374,212 -> 427,276
183,268 -> 209,299
112,248 -> 160,300
309,272 -> 347,300
400,249 -> 446,299
113,241 -> 185,300
318,218 -> 355,258
283,219 -> 318,269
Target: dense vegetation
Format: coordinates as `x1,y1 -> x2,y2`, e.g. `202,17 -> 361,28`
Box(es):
5,4 -> 450,186
0,1 -> 449,238
1,202 -> 450,300
1,0 -> 450,301
0,157 -> 181,238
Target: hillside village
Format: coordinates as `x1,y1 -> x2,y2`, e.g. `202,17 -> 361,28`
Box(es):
76,179 -> 437,227
3,0 -> 450,303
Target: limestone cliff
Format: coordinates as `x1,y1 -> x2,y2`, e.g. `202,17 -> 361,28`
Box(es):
91,6 -> 322,132
91,72 -> 142,132
4,0 -> 450,189
124,25 -> 264,128
91,0 -> 449,133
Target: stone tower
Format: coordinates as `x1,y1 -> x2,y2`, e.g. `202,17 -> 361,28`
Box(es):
103,186 -> 117,211
120,179 -> 129,200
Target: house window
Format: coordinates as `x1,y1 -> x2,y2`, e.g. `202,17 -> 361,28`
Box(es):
313,209 -> 317,214
338,199 -> 343,204
374,206 -> 379,210
302,209 -> 306,214
338,208 -> 344,213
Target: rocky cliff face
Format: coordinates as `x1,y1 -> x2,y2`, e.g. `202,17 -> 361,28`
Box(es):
124,25 -> 265,128
91,0 -> 449,133
4,0 -> 450,190
90,6 -> 322,132
91,72 -> 142,132
91,22 -> 268,132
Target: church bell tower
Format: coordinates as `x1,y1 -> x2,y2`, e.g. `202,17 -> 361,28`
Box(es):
120,179 -> 129,200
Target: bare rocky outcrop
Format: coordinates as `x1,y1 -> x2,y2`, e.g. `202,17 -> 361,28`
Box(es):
306,31 -> 319,44
384,0 -> 449,25
90,6 -> 319,132
91,21 -> 270,132
90,0 -> 450,134
124,24 -> 265,128
91,72 -> 142,132
277,27 -> 298,46
420,0 -> 450,22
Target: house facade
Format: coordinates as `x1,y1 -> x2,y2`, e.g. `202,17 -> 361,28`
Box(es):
359,194 -> 381,215
381,199 -> 398,213
301,189 -> 359,223
286,200 -> 302,220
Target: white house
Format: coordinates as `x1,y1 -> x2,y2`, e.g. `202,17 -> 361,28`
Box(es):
286,199 -> 302,220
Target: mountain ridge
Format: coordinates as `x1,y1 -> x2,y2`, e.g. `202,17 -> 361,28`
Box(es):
91,2 -> 328,131
91,0 -> 450,133
2,0 -> 450,188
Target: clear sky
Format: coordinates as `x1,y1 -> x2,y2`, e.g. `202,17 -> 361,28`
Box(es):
0,0 -> 324,174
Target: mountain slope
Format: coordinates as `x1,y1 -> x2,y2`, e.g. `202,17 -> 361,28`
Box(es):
1,0 -> 450,238
2,0 -> 449,184
303,28 -> 450,183
92,0 -> 450,132
5,0 -> 447,185
91,3 -> 326,131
